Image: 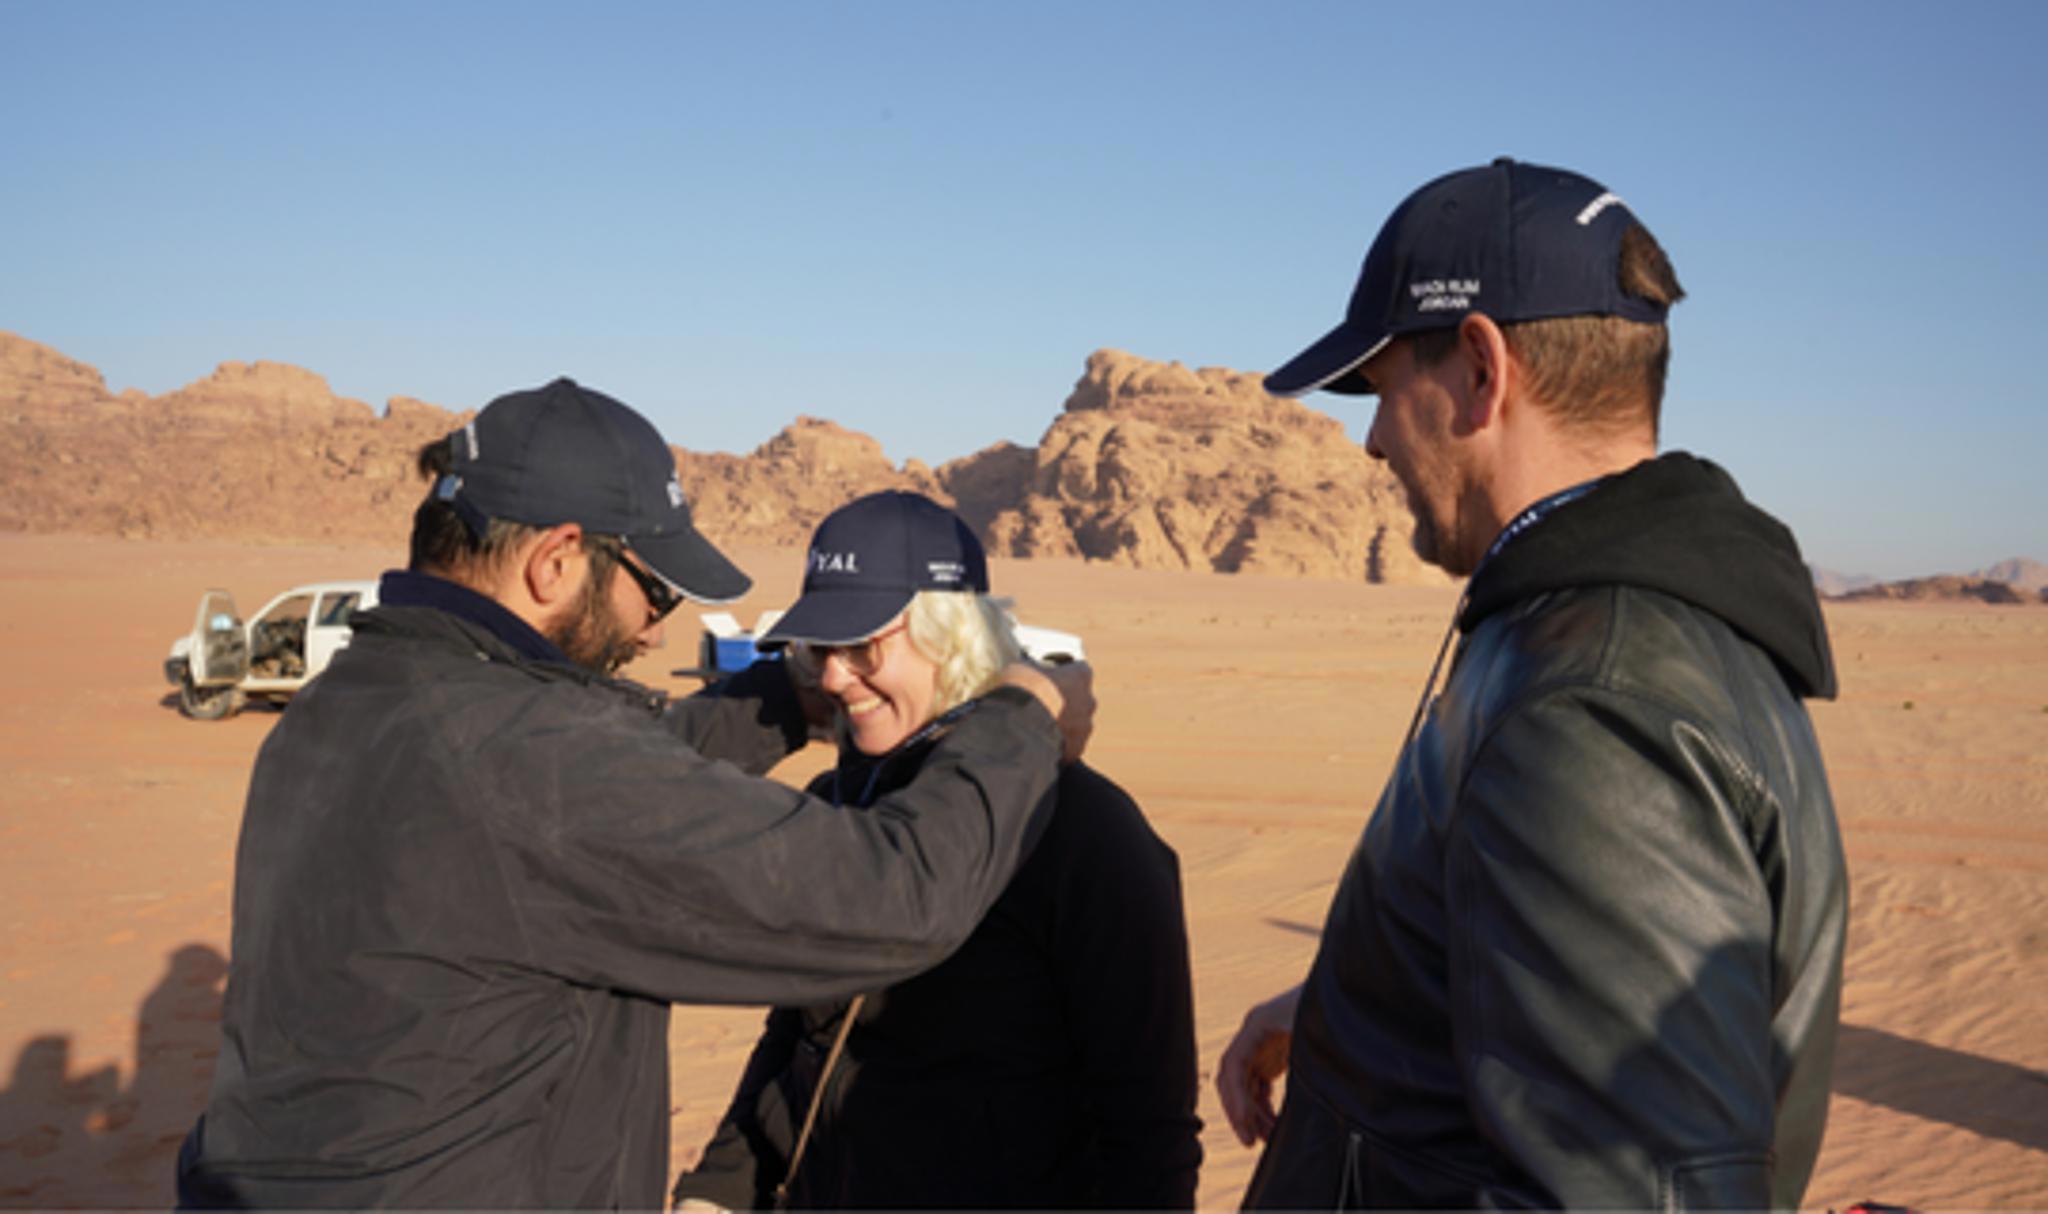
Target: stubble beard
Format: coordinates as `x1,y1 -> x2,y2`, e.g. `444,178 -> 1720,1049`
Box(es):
552,579 -> 639,676
1400,470 -> 1480,580
1402,479 -> 1455,575
1407,504 -> 1444,571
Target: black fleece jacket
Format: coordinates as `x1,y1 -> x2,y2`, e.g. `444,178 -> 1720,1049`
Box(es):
674,743 -> 1203,1210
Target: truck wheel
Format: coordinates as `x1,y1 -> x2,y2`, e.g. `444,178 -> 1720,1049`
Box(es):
179,678 -> 243,721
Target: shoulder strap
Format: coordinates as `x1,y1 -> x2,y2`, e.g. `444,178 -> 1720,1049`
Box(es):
774,993 -> 865,1205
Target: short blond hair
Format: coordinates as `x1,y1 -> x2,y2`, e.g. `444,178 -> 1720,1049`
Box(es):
1410,223 -> 1684,439
904,590 -> 1022,716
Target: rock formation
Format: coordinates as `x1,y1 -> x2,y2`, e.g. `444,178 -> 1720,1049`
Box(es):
1834,576 -> 2047,606
1971,558 -> 2048,593
676,416 -> 943,547
0,334 -> 119,416
1816,559 -> 2048,604
1,332 -> 1455,584
1810,567 -> 1879,597
964,350 -> 1448,584
0,332 -> 464,544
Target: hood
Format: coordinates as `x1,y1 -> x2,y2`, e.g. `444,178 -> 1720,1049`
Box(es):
1460,452 -> 1837,699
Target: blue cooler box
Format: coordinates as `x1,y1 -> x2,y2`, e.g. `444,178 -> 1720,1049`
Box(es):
698,633 -> 779,674
713,636 -> 762,672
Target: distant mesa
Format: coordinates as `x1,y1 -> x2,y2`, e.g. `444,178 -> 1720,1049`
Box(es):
1971,557 -> 2048,593
1830,575 -> 2048,606
1809,567 -> 1880,598
1815,557 -> 2048,605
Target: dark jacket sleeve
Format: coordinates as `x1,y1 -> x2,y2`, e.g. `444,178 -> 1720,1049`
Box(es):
471,686 -> 1062,1007
663,660 -> 811,776
1446,685 -> 1779,1208
1048,765 -> 1204,1208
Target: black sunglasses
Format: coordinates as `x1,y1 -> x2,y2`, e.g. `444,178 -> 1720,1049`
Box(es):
596,538 -> 683,621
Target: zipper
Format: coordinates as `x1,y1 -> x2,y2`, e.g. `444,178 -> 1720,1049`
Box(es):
1338,1128 -> 1365,1211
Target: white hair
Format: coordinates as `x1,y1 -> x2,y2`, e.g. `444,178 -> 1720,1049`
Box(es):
904,590 -> 1022,716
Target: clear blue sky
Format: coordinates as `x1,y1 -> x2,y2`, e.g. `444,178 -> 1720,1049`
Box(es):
6,1 -> 2042,579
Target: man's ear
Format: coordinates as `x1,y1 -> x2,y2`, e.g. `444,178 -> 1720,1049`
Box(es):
1457,313 -> 1515,430
522,522 -> 589,610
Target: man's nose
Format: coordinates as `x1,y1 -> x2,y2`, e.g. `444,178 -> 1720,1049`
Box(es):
637,615 -> 665,651
1364,407 -> 1388,461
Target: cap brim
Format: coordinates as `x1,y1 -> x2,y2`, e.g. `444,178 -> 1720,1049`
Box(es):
759,588 -> 912,647
1263,320 -> 1389,398
631,526 -> 751,606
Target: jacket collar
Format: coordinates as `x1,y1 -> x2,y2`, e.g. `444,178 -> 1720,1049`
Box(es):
376,570 -> 571,666
1459,452 -> 1837,699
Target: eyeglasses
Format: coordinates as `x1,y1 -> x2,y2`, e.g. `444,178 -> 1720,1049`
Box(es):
596,538 -> 682,621
789,621 -> 908,678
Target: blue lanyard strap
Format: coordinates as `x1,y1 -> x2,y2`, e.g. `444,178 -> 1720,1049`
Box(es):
1475,476 -> 1606,575
828,700 -> 979,807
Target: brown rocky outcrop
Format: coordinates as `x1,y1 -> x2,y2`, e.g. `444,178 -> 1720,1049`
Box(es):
1972,558 -> 2048,593
938,441 -> 1037,538
676,416 -> 945,547
1835,576 -> 2045,605
149,360 -> 378,430
0,332 -> 114,417
967,349 -> 1448,584
0,332 -> 466,543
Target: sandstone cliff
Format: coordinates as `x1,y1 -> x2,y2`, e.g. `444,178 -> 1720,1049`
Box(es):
963,350 -> 1446,583
0,333 -> 462,544
676,416 -> 944,547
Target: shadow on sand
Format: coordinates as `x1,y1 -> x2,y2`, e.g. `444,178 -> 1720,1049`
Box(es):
1832,1022 -> 2048,1154
0,943 -> 226,1206
1260,916 -> 1325,939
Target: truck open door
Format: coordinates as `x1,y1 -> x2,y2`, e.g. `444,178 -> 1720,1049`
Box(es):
189,590 -> 248,687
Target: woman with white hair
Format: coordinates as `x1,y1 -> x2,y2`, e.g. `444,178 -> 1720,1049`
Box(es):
673,490 -> 1201,1210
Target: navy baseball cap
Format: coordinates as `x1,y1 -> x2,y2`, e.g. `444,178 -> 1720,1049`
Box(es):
431,377 -> 750,604
1266,158 -> 1670,397
761,491 -> 988,645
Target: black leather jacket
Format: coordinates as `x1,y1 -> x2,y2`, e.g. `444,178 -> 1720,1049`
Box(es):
1246,454 -> 1848,1210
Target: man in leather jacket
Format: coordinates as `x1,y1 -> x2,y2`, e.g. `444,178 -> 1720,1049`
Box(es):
1215,160 -> 1848,1209
174,379 -> 1089,1208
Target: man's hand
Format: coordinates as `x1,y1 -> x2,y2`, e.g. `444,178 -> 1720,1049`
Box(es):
1217,983 -> 1302,1147
997,659 -> 1094,764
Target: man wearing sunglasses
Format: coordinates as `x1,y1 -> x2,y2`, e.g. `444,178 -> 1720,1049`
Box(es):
176,378 -> 1090,1209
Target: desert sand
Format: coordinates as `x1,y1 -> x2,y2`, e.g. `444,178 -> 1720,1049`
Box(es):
1,533 -> 2043,1208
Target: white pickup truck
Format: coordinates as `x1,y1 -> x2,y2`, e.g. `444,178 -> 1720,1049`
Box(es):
164,580 -> 379,720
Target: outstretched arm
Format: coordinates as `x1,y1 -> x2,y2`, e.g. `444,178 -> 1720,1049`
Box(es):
501,685 -> 1066,1006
